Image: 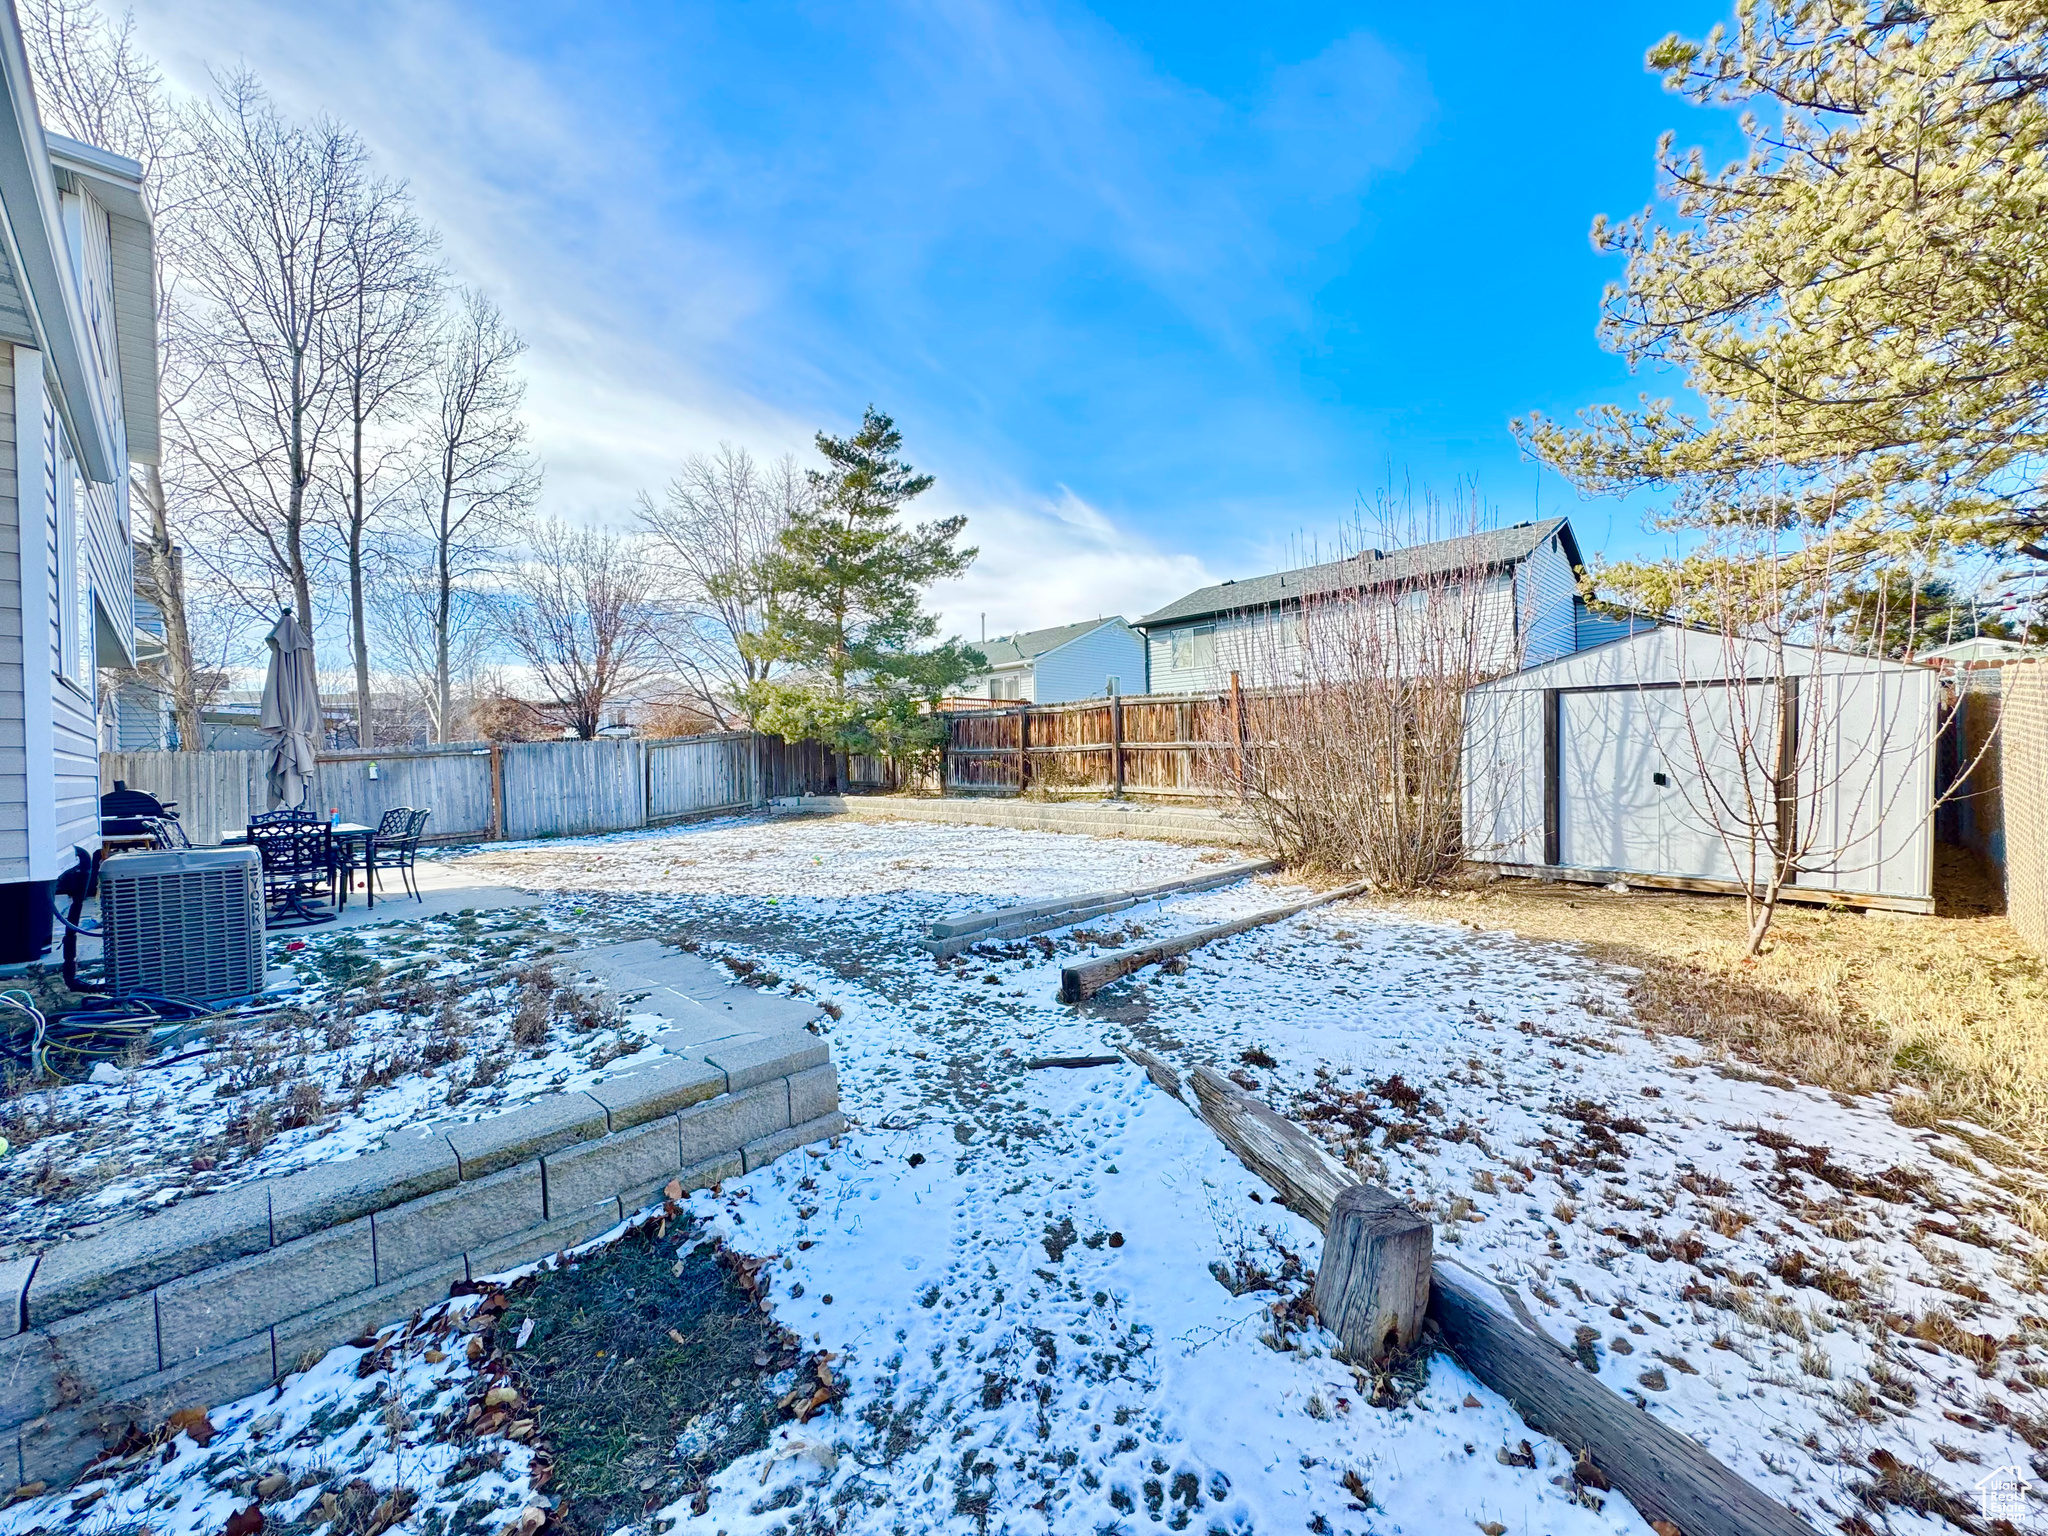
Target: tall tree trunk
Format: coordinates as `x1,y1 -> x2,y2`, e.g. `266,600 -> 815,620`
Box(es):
287,350 -> 316,645
435,483 -> 454,743
348,415 -> 373,749
138,464 -> 202,751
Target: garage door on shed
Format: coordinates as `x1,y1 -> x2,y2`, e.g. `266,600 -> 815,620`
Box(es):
1558,684 -> 1778,884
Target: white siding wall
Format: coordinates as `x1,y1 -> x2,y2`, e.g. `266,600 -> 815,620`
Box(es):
1144,573 -> 1522,695
47,389 -> 98,872
63,189 -> 131,667
0,347 -> 20,877
1033,620 -> 1147,703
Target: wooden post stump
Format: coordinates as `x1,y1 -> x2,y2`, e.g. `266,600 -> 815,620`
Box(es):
1312,1184 -> 1433,1362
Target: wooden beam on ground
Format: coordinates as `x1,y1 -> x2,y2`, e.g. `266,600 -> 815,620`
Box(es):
1059,879 -> 1371,1002
1479,861 -> 1934,916
921,858 -> 1280,957
1121,1044 -> 1184,1100
1182,1064 -> 1822,1536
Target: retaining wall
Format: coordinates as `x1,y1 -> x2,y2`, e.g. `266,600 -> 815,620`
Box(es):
0,1040 -> 843,1492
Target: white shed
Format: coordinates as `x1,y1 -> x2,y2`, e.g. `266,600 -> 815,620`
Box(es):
1462,627 -> 1938,913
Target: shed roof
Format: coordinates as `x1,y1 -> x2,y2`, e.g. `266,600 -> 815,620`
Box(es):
1135,518 -> 1579,629
977,617 -> 1126,668
1469,623 -> 1932,693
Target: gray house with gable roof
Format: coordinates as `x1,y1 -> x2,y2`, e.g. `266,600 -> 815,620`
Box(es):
958,617 -> 1146,704
1133,518 -> 1632,694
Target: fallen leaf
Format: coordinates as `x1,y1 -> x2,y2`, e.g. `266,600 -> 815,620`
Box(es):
504,1504 -> 547,1536
1496,1440 -> 1536,1469
1461,1395 -> 1481,1409
668,1327 -> 688,1346
1650,1524 -> 1683,1536
424,1349 -> 445,1364
255,1471 -> 290,1498
664,1178 -> 683,1201
485,1386 -> 522,1410
167,1407 -> 218,1447
1107,1232 -> 1124,1248
223,1505 -> 265,1536
1477,1524 -> 1507,1536
515,1318 -> 534,1350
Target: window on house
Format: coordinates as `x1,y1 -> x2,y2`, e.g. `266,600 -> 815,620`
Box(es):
1170,624 -> 1216,671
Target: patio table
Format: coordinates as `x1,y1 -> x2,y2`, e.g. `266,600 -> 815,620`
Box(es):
224,822 -> 377,910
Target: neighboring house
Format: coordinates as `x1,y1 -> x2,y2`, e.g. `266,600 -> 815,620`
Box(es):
1134,518 -> 1626,694
0,17 -> 157,956
100,533 -> 172,750
959,617 -> 1146,704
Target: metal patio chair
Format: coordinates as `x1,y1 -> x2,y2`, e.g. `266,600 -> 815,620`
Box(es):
248,820 -> 337,927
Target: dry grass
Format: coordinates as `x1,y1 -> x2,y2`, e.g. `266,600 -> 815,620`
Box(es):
1385,848 -> 2048,1156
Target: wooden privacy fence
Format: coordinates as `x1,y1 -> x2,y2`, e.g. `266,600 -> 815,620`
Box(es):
101,732 -> 863,847
2003,661 -> 2048,953
945,685 -> 1249,799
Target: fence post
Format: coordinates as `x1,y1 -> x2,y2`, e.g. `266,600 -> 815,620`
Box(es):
1016,704 -> 1031,794
488,743 -> 505,840
1229,671 -> 1247,797
1110,689 -> 1124,800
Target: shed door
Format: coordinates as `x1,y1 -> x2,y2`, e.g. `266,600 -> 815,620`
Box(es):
1558,685 -> 1778,884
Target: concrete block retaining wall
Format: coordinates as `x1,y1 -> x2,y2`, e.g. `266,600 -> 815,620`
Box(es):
0,1039 -> 843,1492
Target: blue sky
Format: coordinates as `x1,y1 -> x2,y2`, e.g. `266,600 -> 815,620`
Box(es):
132,0 -> 1740,636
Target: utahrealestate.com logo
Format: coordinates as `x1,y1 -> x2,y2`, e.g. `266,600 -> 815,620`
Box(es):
1974,1464 -> 2029,1523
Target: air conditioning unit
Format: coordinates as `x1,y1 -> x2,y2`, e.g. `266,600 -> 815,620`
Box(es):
99,846 -> 266,1003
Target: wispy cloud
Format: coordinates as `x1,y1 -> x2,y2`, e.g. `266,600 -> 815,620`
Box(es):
128,0 -> 1428,617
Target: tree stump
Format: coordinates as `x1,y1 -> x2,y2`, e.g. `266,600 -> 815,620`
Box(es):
1312,1185 -> 1433,1362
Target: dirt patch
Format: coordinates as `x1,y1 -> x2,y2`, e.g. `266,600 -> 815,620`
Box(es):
490,1215 -> 842,1536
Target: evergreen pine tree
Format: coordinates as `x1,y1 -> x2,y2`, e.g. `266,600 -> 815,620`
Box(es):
749,407 -> 981,783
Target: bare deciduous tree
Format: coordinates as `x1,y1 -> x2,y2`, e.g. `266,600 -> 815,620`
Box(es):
634,444 -> 804,726
323,178 -> 441,749
500,520 -> 660,740
1223,493 -> 1517,888
179,71 -> 366,671
369,555 -> 497,743
410,289 -> 538,741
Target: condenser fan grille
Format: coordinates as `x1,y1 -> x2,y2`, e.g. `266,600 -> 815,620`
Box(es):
99,847 -> 265,1003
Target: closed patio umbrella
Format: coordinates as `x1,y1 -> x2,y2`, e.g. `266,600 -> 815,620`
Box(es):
259,608 -> 321,809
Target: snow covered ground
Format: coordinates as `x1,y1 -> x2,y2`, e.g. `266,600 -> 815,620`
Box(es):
12,814 -> 2045,1536
0,907 -> 677,1250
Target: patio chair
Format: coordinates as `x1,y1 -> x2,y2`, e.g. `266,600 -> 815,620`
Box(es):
248,820 -> 337,927
359,807 -> 431,904
249,804 -> 321,828
336,806 -> 415,908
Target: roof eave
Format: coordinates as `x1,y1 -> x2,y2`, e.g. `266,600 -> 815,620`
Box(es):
0,33 -> 117,482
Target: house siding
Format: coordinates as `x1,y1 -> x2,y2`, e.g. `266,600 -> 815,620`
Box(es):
1142,573 -> 1521,695
46,384 -> 100,873
1515,532 -> 1578,666
1032,620 -> 1146,703
0,346 -> 20,876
